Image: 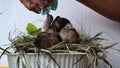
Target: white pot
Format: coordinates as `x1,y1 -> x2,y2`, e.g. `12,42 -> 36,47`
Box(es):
7,53 -> 90,68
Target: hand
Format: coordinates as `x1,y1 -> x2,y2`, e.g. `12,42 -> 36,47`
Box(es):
20,0 -> 52,13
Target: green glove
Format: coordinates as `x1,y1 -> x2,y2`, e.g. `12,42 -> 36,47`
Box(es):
38,0 -> 58,15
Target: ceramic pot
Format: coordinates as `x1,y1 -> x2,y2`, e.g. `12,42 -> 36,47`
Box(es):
7,53 -> 90,68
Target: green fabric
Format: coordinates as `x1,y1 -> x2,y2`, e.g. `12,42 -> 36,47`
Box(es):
39,7 -> 50,15
38,0 -> 58,15
50,0 -> 58,10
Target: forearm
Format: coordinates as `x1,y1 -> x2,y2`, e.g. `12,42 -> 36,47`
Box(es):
77,0 -> 120,21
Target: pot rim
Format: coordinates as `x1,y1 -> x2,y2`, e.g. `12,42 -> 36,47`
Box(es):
6,52 -> 85,56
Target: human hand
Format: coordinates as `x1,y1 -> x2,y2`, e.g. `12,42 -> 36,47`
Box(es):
20,0 -> 58,15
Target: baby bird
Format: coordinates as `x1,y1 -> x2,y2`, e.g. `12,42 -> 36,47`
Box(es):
59,23 -> 80,43
34,30 -> 61,49
51,16 -> 71,32
34,14 -> 62,49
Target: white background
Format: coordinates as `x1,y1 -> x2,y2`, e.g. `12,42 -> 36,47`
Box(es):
0,0 -> 120,68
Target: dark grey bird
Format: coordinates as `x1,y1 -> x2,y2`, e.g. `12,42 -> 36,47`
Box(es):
59,23 -> 80,43
51,16 -> 71,32
34,14 -> 62,49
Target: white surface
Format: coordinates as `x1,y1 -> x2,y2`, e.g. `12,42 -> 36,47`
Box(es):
0,0 -> 120,68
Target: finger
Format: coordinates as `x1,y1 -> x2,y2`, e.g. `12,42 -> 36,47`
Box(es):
20,0 -> 31,9
38,4 -> 45,9
29,4 -> 40,13
43,0 -> 52,7
34,7 -> 41,13
32,0 -> 45,9
28,4 -> 36,10
32,9 -> 39,14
